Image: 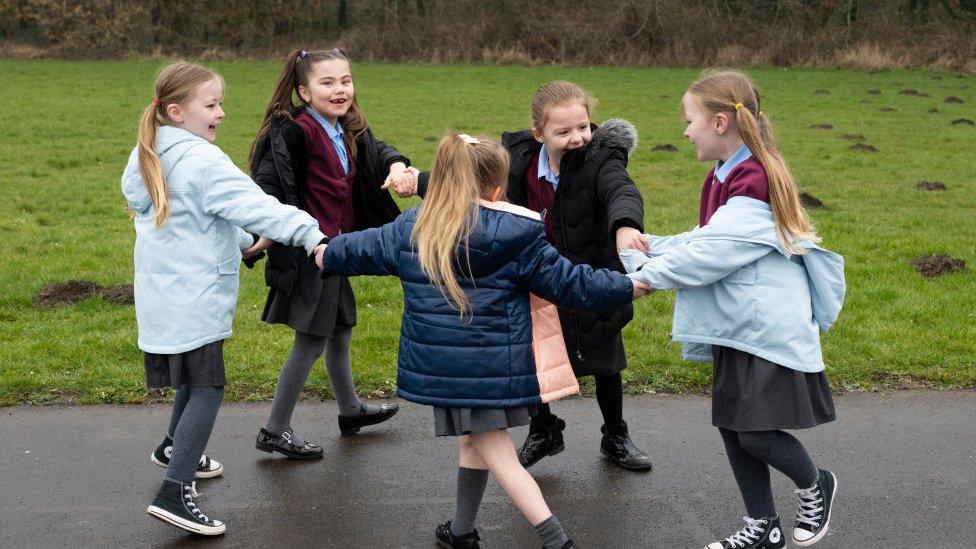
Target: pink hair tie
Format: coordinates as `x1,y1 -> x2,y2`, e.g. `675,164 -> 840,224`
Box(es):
152,98 -> 160,106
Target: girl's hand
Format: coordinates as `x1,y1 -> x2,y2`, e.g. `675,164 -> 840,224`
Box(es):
382,164 -> 420,197
243,236 -> 273,259
632,280 -> 652,300
616,227 -> 649,253
313,243 -> 327,269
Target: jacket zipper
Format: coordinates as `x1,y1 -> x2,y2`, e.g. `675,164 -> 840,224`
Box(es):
554,158 -> 585,363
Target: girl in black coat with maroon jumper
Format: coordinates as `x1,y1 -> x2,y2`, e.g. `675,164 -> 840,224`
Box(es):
502,81 -> 653,471
246,49 -> 420,458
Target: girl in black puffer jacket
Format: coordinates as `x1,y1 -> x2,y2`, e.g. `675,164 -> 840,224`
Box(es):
502,81 -> 653,471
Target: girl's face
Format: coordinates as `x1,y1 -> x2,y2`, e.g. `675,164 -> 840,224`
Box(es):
533,101 -> 592,157
167,77 -> 224,143
299,59 -> 354,124
682,91 -> 729,162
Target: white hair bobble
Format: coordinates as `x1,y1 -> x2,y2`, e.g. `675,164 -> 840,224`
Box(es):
458,134 -> 479,144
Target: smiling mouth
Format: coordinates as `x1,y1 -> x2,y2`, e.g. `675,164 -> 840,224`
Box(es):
329,98 -> 348,105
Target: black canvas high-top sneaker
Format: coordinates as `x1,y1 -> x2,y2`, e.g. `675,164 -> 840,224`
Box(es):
151,435 -> 223,478
147,479 -> 225,535
706,516 -> 785,549
792,468 -> 838,546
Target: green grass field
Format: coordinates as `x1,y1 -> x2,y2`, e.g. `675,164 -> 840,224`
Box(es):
0,60 -> 973,405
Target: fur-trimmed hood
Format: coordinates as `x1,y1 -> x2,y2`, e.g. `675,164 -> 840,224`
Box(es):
588,118 -> 638,158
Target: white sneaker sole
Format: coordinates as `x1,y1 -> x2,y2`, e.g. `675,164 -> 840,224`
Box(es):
792,471 -> 838,547
150,453 -> 224,479
146,505 -> 225,535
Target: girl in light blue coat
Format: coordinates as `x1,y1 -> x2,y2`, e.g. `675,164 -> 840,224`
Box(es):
121,62 -> 327,536
621,70 -> 845,549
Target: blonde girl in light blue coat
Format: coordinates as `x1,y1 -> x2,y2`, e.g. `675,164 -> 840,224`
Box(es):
121,61 -> 327,536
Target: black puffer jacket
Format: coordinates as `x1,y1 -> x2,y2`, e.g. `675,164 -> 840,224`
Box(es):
249,111 -> 409,295
501,120 -> 644,369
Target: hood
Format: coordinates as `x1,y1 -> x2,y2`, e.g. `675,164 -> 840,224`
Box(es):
121,126 -> 207,214
589,118 -> 638,157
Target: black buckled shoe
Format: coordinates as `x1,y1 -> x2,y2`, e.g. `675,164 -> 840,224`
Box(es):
706,516 -> 785,549
151,435 -> 223,478
337,402 -> 399,436
147,479 -> 225,536
600,421 -> 652,471
435,520 -> 481,548
518,415 -> 566,468
255,427 -> 323,459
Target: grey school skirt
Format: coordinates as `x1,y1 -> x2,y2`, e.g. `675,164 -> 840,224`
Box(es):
144,339 -> 226,389
262,256 -> 356,338
433,406 -> 534,437
712,345 -> 836,432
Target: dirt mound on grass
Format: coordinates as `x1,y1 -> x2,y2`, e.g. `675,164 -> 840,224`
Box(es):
850,143 -> 878,153
880,107 -> 896,112
840,133 -> 866,141
910,254 -> 965,277
813,89 -> 830,95
650,144 -> 678,152
809,123 -> 833,129
915,181 -> 946,191
951,118 -> 974,125
943,96 -> 964,104
899,89 -> 929,97
799,192 -> 825,209
865,89 -> 881,95
33,280 -> 134,309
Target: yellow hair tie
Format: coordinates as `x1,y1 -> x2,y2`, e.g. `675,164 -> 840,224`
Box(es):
734,103 -> 744,111
758,110 -> 764,116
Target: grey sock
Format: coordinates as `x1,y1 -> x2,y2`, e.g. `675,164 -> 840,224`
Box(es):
451,467 -> 489,536
167,385 -> 225,484
266,331 -> 327,436
533,515 -> 569,549
166,385 -> 192,438
325,328 -> 364,416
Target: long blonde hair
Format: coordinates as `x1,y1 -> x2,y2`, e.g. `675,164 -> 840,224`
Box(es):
688,69 -> 818,254
137,61 -> 221,227
411,134 -> 510,318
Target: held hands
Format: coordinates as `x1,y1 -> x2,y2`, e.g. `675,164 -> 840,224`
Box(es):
381,162 -> 421,197
631,280 -> 652,300
313,243 -> 327,270
242,236 -> 274,260
616,226 -> 649,253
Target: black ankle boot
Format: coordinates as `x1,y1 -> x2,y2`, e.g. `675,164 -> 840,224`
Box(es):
337,402 -> 400,436
255,427 -> 323,459
435,520 -> 481,548
600,420 -> 652,471
517,415 -> 566,468
146,479 -> 225,536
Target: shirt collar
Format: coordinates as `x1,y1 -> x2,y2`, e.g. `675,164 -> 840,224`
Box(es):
305,106 -> 344,139
714,144 -> 752,183
537,145 -> 559,186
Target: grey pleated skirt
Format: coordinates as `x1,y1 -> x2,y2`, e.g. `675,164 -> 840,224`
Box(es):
433,406 -> 534,437
712,345 -> 836,432
144,339 -> 226,389
262,256 -> 356,338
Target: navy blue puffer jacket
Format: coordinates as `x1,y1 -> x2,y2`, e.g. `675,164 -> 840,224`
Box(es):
323,200 -> 634,408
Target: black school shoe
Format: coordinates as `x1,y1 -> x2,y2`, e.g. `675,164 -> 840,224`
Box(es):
147,479 -> 225,536
151,435 -> 224,478
558,541 -> 577,548
792,468 -> 838,546
337,402 -> 399,436
517,415 -> 566,468
435,520 -> 481,549
706,516 -> 785,549
255,427 -> 323,459
600,421 -> 653,471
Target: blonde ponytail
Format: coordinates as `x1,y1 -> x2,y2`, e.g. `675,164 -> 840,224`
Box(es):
688,69 -> 818,255
138,61 -> 220,228
411,134 -> 510,318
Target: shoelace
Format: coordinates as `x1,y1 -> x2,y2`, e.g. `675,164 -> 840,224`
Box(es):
183,482 -> 209,523
723,517 -> 767,548
794,484 -> 824,529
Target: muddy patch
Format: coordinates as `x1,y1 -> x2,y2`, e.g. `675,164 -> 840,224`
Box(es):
943,96 -> 964,104
423,136 -> 438,142
927,108 -> 940,114
33,280 -> 134,309
880,107 -> 896,112
650,144 -> 678,152
839,133 -> 866,141
850,143 -> 878,153
910,254 -> 965,277
899,89 -> 929,97
951,118 -> 974,126
813,89 -> 830,95
809,123 -> 833,130
799,192 -> 825,209
915,181 -> 946,191
865,89 -> 881,95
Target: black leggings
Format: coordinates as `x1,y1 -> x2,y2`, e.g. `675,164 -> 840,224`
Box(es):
535,372 -> 623,426
718,427 -> 819,518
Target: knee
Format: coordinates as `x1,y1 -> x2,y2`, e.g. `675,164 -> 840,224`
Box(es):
736,431 -> 770,454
